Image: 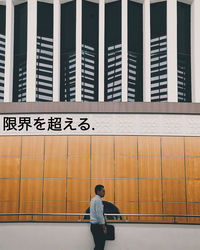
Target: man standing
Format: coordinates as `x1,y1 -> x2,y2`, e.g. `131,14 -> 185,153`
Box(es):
90,185 -> 107,250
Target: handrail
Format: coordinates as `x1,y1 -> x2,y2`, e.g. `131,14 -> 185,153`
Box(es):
0,213 -> 200,217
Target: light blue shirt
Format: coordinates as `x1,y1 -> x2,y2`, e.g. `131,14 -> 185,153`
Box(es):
90,195 -> 105,224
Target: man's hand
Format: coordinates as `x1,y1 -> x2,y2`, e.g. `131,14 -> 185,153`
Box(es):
103,227 -> 107,235
102,224 -> 107,234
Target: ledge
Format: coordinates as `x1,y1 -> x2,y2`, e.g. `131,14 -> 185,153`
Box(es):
0,102 -> 200,115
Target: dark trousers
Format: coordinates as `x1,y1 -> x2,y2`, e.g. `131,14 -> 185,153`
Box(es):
90,224 -> 105,250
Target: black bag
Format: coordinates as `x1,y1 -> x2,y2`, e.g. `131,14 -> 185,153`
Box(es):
105,225 -> 115,240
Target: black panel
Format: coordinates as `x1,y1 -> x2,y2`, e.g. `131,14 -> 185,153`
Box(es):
150,2 -> 167,102
60,1 -> 76,102
105,0 -> 122,102
13,3 -> 27,102
82,0 -> 98,102
177,2 -> 191,102
36,2 -> 53,102
0,5 -> 6,102
128,0 -> 143,102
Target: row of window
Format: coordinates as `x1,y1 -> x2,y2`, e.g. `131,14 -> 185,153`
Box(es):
0,1 -> 191,102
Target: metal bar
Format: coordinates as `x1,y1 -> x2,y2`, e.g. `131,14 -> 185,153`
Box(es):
0,213 -> 200,218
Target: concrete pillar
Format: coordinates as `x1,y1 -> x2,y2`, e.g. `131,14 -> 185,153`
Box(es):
191,0 -> 200,102
53,0 -> 61,102
26,0 -> 37,102
167,0 -> 177,102
75,0 -> 82,102
4,0 -> 14,102
143,0 -> 151,102
121,0 -> 128,102
98,0 -> 105,102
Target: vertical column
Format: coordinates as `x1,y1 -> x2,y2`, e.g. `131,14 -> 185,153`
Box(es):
4,0 -> 14,102
167,0 -> 177,102
191,0 -> 200,102
26,0 -> 37,102
121,0 -> 128,102
98,0 -> 105,102
75,0 -> 82,102
53,0 -> 61,102
143,0 -> 151,102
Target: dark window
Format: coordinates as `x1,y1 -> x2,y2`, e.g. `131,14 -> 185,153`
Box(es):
150,2 -> 167,102
128,0 -> 143,102
13,3 -> 27,102
177,2 -> 191,102
82,0 -> 98,102
60,1 -> 76,102
0,5 -> 6,102
36,2 -> 53,102
105,0 -> 122,102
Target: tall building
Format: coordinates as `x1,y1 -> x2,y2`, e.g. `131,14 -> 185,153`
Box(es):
0,0 -> 200,223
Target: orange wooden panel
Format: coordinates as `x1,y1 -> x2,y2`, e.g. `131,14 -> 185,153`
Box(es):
162,158 -> 185,179
44,157 -> 67,178
163,202 -> 186,223
45,136 -> 67,156
139,202 -> 162,222
115,179 -> 138,202
162,137 -> 184,157
19,201 -> 42,221
187,203 -> 200,223
0,179 -> 19,201
115,156 -> 137,178
138,136 -> 160,156
91,179 -> 114,202
68,156 -> 90,178
21,157 -> 43,178
67,202 -> 89,221
163,180 -> 186,202
43,201 -> 66,221
0,136 -> 21,156
91,156 -> 114,178
20,179 -> 43,201
22,136 -> 44,156
187,180 -> 200,202
139,180 -> 162,202
67,179 -> 90,201
186,157 -> 200,179
68,136 -> 90,156
92,136 -> 113,156
114,202 -> 138,221
44,179 -> 66,201
0,157 -> 20,178
0,202 -> 18,221
115,136 -> 137,156
139,156 -> 161,178
185,137 -> 200,157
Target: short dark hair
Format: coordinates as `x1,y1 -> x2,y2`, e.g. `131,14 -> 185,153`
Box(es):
95,185 -> 104,195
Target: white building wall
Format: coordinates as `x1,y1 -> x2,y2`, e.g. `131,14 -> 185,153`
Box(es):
0,223 -> 200,250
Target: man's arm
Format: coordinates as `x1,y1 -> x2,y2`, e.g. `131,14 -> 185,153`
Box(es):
95,199 -> 107,234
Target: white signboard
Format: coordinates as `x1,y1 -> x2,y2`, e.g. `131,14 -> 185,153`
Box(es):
0,113 -> 200,136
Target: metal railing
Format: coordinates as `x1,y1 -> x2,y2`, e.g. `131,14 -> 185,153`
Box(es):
1,213 -> 200,224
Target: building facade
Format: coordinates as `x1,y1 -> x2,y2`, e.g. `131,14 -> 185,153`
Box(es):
0,0 -> 200,223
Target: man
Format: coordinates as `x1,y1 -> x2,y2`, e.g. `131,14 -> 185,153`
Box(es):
90,185 -> 107,250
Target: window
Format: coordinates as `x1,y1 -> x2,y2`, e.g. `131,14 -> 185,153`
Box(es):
60,1 -> 76,102
0,5 -> 6,102
105,0 -> 122,102
150,2 -> 167,102
82,0 -> 99,102
36,2 -> 53,102
128,0 -> 143,102
13,3 -> 27,102
177,2 -> 191,102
